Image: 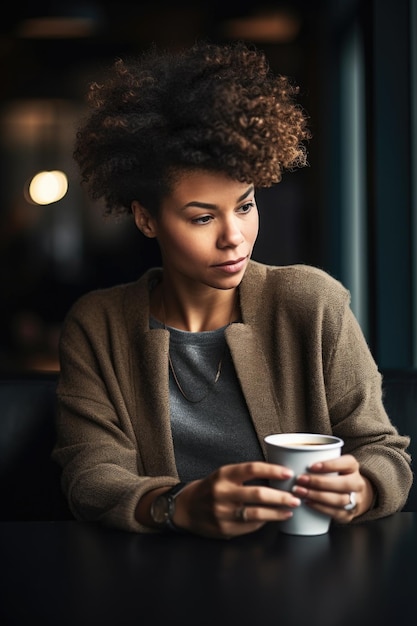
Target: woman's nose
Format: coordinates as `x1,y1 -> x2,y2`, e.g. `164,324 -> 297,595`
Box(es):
217,218 -> 244,247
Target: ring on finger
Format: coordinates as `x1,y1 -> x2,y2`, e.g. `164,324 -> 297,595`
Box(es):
343,491 -> 357,512
235,505 -> 248,522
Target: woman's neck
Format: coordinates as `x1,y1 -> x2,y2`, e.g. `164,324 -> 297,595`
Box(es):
151,282 -> 239,332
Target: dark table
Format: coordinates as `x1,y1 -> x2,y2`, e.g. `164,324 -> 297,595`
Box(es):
0,513 -> 416,626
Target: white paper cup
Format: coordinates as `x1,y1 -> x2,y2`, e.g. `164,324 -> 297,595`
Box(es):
264,433 -> 344,536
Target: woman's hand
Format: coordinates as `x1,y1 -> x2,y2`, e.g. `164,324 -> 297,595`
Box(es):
291,453 -> 375,523
172,461 -> 302,539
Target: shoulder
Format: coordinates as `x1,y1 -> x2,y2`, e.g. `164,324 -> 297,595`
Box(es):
243,260 -> 350,305
241,261 -> 354,345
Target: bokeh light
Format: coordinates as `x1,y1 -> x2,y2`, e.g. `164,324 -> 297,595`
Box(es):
28,170 -> 68,205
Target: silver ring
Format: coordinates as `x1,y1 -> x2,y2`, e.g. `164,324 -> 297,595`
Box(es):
236,506 -> 248,522
343,491 -> 357,512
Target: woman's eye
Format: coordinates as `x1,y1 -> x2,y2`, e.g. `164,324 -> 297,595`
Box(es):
192,215 -> 212,225
239,202 -> 255,214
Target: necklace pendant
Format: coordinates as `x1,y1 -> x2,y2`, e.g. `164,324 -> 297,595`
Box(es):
167,350 -> 224,403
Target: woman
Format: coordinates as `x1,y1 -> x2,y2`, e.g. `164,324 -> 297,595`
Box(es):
53,41 -> 412,539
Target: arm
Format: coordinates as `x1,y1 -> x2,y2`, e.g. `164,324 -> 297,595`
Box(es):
52,291 -> 178,533
319,297 -> 412,521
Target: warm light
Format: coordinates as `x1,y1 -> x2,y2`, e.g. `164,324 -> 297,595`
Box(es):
16,17 -> 96,39
28,170 -> 68,205
220,11 -> 300,44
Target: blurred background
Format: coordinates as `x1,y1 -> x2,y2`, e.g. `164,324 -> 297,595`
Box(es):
0,0 -> 415,373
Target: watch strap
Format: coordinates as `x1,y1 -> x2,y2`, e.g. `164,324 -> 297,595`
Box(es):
165,482 -> 188,532
151,482 -> 188,532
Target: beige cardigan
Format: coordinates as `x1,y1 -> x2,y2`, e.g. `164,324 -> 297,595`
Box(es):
53,260 -> 412,532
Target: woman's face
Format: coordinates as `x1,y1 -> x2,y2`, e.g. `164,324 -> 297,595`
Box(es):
139,170 -> 259,292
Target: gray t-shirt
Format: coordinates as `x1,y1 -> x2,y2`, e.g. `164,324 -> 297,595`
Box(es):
150,317 -> 264,481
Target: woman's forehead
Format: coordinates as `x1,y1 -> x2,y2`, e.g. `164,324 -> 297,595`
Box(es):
168,169 -> 253,202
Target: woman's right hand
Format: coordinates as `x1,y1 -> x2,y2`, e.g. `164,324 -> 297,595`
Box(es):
173,461 -> 302,539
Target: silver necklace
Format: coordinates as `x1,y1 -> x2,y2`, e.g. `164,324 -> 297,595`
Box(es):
161,291 -> 236,403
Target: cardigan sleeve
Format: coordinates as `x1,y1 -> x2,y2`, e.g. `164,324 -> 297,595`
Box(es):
323,296 -> 413,521
52,290 -> 178,533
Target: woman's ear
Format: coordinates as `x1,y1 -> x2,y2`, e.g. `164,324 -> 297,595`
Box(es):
131,201 -> 158,238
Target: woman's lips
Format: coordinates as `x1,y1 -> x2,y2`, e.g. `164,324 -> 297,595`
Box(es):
213,257 -> 247,274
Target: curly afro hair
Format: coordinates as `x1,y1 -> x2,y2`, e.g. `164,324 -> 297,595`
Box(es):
73,40 -> 311,217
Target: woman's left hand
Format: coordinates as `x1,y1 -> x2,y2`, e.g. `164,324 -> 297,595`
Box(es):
291,453 -> 375,522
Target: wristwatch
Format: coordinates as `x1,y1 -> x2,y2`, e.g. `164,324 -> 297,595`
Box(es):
150,482 -> 188,531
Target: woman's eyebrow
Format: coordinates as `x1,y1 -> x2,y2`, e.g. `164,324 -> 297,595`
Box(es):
182,185 -> 254,210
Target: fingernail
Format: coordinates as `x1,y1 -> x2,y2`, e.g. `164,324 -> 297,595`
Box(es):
292,485 -> 307,497
309,462 -> 323,470
282,469 -> 294,478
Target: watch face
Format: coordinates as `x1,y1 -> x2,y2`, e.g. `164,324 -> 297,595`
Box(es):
151,495 -> 170,525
